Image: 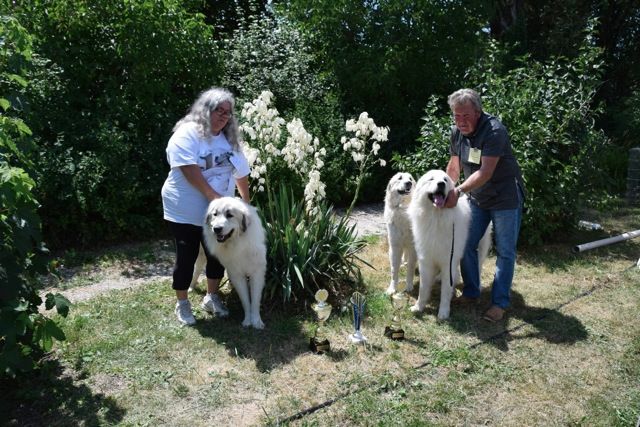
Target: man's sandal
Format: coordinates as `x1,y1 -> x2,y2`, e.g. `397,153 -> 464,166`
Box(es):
482,305 -> 505,322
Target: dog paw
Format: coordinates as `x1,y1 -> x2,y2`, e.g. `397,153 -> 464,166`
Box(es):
437,310 -> 450,321
385,284 -> 397,295
242,318 -> 252,327
251,318 -> 265,329
410,304 -> 424,313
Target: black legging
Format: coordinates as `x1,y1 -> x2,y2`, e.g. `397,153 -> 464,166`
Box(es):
167,221 -> 224,291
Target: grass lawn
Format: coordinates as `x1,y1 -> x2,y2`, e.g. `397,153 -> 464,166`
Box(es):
3,206 -> 639,426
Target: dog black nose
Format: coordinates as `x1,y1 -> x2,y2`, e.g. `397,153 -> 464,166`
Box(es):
404,182 -> 413,190
213,226 -> 222,234
437,181 -> 446,191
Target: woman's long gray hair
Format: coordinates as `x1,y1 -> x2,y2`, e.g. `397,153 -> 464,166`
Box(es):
173,87 -> 241,150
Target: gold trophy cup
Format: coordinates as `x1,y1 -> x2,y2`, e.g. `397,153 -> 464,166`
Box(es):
310,289 -> 332,354
384,282 -> 409,340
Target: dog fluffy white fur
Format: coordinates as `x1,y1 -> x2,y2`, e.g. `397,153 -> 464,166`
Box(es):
200,197 -> 267,329
384,172 -> 417,295
408,169 -> 490,320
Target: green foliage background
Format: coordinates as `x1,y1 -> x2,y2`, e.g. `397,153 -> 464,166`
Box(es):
218,9 -> 354,204
12,0 -> 220,247
0,15 -> 70,377
395,30 -> 609,245
1,0 -> 637,248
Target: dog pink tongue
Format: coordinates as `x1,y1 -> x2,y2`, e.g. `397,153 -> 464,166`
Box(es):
433,194 -> 445,208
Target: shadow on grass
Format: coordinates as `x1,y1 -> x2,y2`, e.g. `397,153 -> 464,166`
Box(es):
439,288 -> 589,352
519,224 -> 640,272
190,293 -> 328,371
0,360 -> 125,426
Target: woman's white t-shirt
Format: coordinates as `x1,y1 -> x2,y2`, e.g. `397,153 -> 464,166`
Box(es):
161,122 -> 250,226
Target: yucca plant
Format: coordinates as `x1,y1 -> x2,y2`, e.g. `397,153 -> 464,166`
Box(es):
258,184 -> 367,307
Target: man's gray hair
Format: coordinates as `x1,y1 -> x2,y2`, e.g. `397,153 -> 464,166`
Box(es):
173,87 -> 241,150
448,88 -> 483,113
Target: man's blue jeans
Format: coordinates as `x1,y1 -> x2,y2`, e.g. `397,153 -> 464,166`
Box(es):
460,198 -> 523,308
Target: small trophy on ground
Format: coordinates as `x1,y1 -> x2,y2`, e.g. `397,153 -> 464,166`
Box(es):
384,282 -> 409,340
310,289 -> 332,354
349,291 -> 368,344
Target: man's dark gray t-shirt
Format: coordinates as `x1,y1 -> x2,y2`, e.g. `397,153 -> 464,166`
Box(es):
449,112 -> 525,210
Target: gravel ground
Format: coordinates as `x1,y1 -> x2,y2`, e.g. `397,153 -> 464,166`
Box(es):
339,202 -> 385,237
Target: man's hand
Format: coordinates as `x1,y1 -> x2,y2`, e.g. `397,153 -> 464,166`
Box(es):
443,188 -> 458,208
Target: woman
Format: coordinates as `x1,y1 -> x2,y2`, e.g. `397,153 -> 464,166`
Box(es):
162,87 -> 250,325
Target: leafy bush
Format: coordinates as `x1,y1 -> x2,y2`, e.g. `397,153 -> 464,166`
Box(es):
10,0 -> 220,247
396,26 -> 608,245
258,185 -> 366,306
391,95 -> 452,176
0,15 -> 70,378
218,7 -> 355,205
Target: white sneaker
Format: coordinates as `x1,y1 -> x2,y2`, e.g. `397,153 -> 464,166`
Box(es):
175,301 -> 196,325
202,293 -> 229,317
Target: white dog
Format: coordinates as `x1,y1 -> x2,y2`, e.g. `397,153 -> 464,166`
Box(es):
384,172 -> 417,295
408,170 -> 491,320
200,197 -> 267,329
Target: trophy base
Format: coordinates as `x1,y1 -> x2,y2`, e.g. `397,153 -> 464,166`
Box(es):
384,326 -> 405,340
349,331 -> 368,345
310,337 -> 331,354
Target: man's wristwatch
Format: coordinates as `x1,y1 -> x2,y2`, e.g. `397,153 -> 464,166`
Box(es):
456,187 -> 464,197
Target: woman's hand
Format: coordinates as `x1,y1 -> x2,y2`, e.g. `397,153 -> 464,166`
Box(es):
180,165 -> 219,201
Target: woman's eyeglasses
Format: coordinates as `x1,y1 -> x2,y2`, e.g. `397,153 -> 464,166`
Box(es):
213,107 -> 232,118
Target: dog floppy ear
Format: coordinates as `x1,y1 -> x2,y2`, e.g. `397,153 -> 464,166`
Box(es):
241,213 -> 248,232
386,178 -> 393,193
238,204 -> 251,233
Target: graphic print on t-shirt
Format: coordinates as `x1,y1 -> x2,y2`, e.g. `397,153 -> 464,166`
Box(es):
199,153 -> 214,170
199,151 -> 234,171
215,152 -> 233,167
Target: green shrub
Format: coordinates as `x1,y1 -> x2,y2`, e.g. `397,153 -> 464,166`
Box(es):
0,15 -> 70,378
396,25 -> 608,245
218,7 -> 354,205
10,0 -> 220,247
391,95 -> 452,177
258,184 -> 366,306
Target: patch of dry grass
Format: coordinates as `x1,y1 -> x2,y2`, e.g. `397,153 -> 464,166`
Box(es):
3,208 -> 639,426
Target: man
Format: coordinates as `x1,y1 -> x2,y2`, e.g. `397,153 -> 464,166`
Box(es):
443,88 -> 525,322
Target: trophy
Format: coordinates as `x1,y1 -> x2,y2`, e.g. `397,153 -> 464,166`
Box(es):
349,291 -> 368,344
384,282 -> 409,340
310,289 -> 332,354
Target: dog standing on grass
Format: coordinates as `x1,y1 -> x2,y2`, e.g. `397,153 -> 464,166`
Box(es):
384,172 -> 418,295
408,169 -> 491,320
200,197 -> 267,329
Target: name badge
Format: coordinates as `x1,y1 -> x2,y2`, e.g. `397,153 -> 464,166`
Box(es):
468,148 -> 481,164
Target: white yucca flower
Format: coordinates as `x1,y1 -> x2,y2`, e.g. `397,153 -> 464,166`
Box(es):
305,171 -> 326,214
238,89 -> 329,217
342,112 -> 389,164
341,111 -> 391,216
239,91 -> 286,193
